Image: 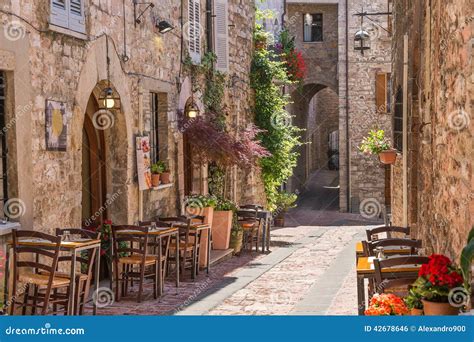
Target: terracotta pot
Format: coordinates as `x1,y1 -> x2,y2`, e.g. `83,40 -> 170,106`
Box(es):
199,207 -> 214,267
160,171 -> 171,184
273,211 -> 286,227
212,210 -> 233,250
422,300 -> 459,315
151,173 -> 160,187
378,149 -> 397,164
410,308 -> 423,316
229,230 -> 243,254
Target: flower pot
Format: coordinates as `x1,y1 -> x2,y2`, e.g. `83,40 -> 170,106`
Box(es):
378,149 -> 397,164
273,211 -> 286,227
229,230 -> 243,254
212,210 -> 233,250
422,300 -> 459,315
151,173 -> 160,187
199,207 -> 214,268
410,308 -> 423,316
160,171 -> 171,184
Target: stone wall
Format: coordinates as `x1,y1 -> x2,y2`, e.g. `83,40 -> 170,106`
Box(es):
391,0 -> 473,260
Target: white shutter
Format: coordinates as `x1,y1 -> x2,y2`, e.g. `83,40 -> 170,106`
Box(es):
50,0 -> 68,28
68,0 -> 86,33
188,0 -> 201,64
213,0 -> 228,71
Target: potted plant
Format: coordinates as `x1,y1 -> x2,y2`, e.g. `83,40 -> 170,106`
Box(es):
359,129 -> 397,164
273,191 -> 297,227
212,197 -> 237,250
157,161 -> 171,184
229,214 -> 243,254
413,254 -> 464,315
405,287 -> 424,315
364,293 -> 409,315
150,162 -> 164,187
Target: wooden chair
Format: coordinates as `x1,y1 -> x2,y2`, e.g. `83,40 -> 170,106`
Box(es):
138,220 -> 172,293
365,238 -> 422,257
237,209 -> 261,252
111,225 -> 160,302
159,216 -> 202,279
240,204 -> 264,211
10,229 -> 71,315
53,228 -> 100,315
373,256 -> 430,297
366,226 -> 410,242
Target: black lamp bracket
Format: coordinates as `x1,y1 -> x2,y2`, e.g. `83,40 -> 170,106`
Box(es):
133,0 -> 155,27
353,11 -> 392,34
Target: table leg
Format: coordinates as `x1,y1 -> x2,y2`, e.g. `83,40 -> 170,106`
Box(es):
93,245 -> 100,315
261,218 -> 266,252
68,249 -> 77,315
3,245 -> 10,311
175,232 -> 179,291
158,238 -> 163,297
357,275 -> 365,315
206,228 -> 210,274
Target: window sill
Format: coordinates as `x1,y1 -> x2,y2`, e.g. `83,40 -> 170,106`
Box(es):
151,183 -> 173,191
49,24 -> 87,40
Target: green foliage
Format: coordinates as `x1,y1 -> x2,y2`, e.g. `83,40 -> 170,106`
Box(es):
359,129 -> 392,155
411,277 -> 452,303
461,226 -> 474,290
151,161 -> 165,174
208,162 -> 226,197
404,287 -> 423,310
251,40 -> 302,210
215,197 -> 238,212
274,191 -> 298,211
185,194 -> 218,208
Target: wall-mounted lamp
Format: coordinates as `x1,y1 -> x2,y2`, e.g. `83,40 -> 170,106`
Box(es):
98,87 -> 120,110
156,20 -> 173,34
133,0 -> 155,26
354,29 -> 370,54
185,95 -> 200,118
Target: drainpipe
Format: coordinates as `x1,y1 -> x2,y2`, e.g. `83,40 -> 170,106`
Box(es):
402,34 -> 409,227
345,0 -> 351,212
138,78 -> 144,223
206,0 -> 213,53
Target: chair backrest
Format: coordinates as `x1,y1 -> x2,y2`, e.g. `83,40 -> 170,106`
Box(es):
55,228 -> 100,276
236,210 -> 258,221
373,255 -> 429,285
139,220 -> 172,228
111,225 -> 150,261
159,216 -> 194,246
366,238 -> 422,257
376,277 -> 419,297
240,204 -> 264,211
366,225 -> 410,242
12,229 -> 62,284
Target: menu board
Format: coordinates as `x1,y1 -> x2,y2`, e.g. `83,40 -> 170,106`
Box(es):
136,136 -> 151,190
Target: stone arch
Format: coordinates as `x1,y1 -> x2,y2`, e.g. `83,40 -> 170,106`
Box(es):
73,36 -> 134,224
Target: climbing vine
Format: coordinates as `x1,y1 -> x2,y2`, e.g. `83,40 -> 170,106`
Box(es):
251,20 -> 303,210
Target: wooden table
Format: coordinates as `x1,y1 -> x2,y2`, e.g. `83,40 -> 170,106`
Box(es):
115,227 -> 179,295
4,238 -> 101,315
356,256 -> 421,315
355,241 -> 412,260
172,223 -> 211,278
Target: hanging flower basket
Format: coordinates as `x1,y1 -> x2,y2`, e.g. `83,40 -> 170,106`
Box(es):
378,149 -> 398,164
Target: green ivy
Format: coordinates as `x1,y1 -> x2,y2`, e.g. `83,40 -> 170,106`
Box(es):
251,40 -> 302,211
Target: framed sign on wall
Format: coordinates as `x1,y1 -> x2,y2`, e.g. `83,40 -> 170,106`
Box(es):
45,99 -> 68,151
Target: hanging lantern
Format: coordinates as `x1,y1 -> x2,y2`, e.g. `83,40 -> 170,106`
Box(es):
354,30 -> 370,54
98,87 -> 120,109
185,96 -> 200,118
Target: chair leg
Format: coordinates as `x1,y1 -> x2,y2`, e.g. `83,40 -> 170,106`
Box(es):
137,265 -> 145,303
114,261 -> 120,302
153,262 -> 158,299
31,285 -> 38,315
22,283 -> 30,315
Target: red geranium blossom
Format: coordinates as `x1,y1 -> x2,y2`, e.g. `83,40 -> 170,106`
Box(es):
365,293 -> 409,316
418,254 -> 463,288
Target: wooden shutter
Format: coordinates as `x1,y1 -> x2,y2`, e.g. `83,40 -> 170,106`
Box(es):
188,0 -> 201,64
69,0 -> 86,33
213,0 -> 228,72
375,72 -> 388,113
50,0 -> 68,28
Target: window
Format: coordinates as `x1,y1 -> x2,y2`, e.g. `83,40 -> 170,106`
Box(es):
0,72 -> 8,217
393,87 -> 403,151
303,13 -> 323,42
213,0 -> 229,72
375,72 -> 391,113
150,92 -> 160,163
50,0 -> 86,34
188,0 -> 201,64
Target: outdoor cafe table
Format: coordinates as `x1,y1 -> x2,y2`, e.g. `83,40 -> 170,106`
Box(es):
115,226 -> 180,295
356,256 -> 421,315
355,241 -> 412,262
4,237 -> 101,315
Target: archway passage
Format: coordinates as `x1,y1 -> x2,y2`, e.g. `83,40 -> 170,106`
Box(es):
289,84 -> 340,212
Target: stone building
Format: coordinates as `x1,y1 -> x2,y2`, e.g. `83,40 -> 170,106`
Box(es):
282,0 -> 392,213
389,0 -> 473,260
0,0 -> 262,234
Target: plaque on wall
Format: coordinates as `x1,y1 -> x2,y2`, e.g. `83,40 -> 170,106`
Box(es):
136,136 -> 152,190
45,99 -> 68,151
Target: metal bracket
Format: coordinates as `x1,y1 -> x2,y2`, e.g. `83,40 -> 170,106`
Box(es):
133,0 -> 155,27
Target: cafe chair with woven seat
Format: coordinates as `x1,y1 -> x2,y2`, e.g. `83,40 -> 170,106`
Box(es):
364,238 -> 422,257
237,210 -> 261,252
10,229 -> 71,315
366,226 -> 410,242
159,216 -> 202,279
111,225 -> 160,302
52,228 -> 100,315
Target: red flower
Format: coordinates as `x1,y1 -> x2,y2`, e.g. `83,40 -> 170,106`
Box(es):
365,293 -> 408,316
104,219 -> 112,225
418,253 -> 463,289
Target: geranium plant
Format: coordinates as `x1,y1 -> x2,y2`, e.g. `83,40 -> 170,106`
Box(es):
359,129 -> 392,155
413,254 -> 464,303
365,293 -> 409,316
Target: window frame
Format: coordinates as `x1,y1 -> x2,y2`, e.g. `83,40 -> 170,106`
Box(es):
50,0 -> 86,34
303,13 -> 323,42
188,0 -> 201,64
149,92 -> 160,164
